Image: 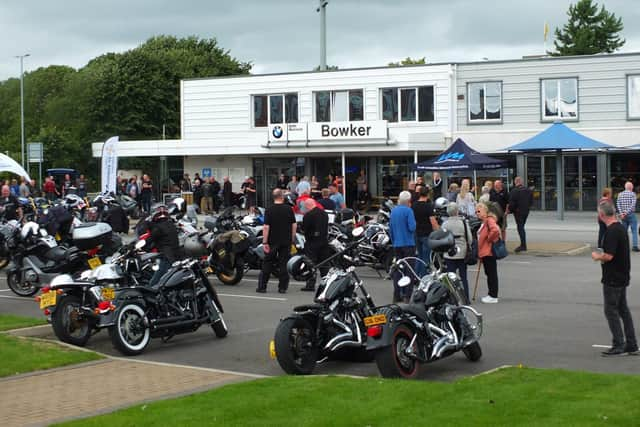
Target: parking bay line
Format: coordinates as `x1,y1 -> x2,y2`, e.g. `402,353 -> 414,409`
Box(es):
217,293 -> 287,302
592,344 -> 610,349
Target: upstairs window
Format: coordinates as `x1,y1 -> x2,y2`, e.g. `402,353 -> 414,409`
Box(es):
541,78 -> 578,121
628,75 -> 640,119
468,82 -> 502,122
381,86 -> 434,123
314,90 -> 364,122
253,93 -> 298,127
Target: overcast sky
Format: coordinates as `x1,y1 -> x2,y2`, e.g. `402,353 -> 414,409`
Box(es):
1,0 -> 639,80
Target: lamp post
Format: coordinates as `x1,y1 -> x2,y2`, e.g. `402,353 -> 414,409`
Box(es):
316,0 -> 328,71
16,54 -> 30,168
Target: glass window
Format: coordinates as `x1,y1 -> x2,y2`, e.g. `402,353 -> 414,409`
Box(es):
542,78 -> 577,120
332,91 -> 349,121
468,82 -> 502,122
315,91 -> 331,122
285,94 -> 298,123
253,95 -> 268,127
628,75 -> 640,119
381,88 -> 398,122
270,95 -> 283,124
418,86 -> 434,122
349,89 -> 364,121
400,88 -> 416,121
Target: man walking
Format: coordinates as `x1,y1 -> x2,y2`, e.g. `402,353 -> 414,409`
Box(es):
592,200 -> 638,356
301,198 -> 330,292
616,182 -> 639,251
257,189 -> 296,294
490,179 -> 510,240
508,176 -> 533,253
412,186 -> 439,277
389,191 -> 416,303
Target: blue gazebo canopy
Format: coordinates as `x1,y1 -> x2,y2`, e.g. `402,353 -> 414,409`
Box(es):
413,138 -> 506,171
506,121 -> 614,151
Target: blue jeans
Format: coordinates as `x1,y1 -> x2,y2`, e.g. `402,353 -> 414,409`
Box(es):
149,257 -> 170,288
415,235 -> 431,278
621,213 -> 638,248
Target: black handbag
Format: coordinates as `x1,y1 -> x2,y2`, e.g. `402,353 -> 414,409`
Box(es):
492,238 -> 508,260
463,219 -> 478,266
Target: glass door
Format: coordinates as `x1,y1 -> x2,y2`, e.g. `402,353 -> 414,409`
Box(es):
581,156 -> 597,211
527,156 -> 542,210
544,157 -> 557,211
564,156 -> 580,210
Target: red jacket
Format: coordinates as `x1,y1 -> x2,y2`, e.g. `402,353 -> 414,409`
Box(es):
44,181 -> 57,194
477,217 -> 500,258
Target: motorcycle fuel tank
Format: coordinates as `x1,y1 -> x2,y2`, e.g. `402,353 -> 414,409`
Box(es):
157,268 -> 194,290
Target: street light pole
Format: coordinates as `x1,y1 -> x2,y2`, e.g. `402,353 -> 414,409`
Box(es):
16,54 -> 30,168
317,0 -> 328,71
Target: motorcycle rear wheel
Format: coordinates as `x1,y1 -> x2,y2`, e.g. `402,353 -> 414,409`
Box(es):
51,295 -> 92,347
216,264 -> 244,286
462,341 -> 482,362
7,271 -> 38,297
374,323 -> 419,379
274,317 -> 318,375
109,302 -> 150,356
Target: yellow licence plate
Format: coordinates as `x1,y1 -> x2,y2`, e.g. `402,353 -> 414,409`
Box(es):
363,314 -> 387,327
269,340 -> 277,359
88,257 -> 102,269
39,291 -> 57,309
101,288 -> 115,301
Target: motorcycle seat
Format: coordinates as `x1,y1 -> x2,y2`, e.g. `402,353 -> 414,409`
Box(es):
44,246 -> 74,262
397,303 -> 429,321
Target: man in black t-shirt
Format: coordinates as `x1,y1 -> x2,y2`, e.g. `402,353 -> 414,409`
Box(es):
412,186 -> 439,277
301,199 -> 330,292
592,200 -> 638,356
257,189 -> 296,293
490,179 -> 510,239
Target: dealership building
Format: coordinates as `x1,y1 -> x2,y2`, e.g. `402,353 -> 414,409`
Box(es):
93,52 -> 640,210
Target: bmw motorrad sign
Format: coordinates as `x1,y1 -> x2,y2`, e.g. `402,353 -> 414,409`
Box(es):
267,121 -> 387,144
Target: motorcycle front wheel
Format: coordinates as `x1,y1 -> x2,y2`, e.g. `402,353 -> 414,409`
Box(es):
7,271 -> 38,297
374,323 -> 419,379
109,302 -> 150,356
274,317 -> 318,375
216,264 -> 244,286
51,295 -> 93,346
207,297 -> 228,338
462,341 -> 482,361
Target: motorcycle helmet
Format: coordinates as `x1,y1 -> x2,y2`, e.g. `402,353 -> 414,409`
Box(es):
428,229 -> 455,253
20,221 -> 40,241
370,230 -> 390,249
63,194 -> 85,210
151,203 -> 169,222
434,197 -> 449,212
287,255 -> 315,281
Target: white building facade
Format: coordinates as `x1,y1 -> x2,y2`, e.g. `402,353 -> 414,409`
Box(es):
92,52 -> 640,210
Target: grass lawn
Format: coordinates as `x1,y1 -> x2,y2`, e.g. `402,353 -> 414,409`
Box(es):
0,314 -> 101,378
0,313 -> 47,331
59,366 -> 640,427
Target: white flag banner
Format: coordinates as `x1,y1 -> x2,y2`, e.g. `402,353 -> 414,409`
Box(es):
0,153 -> 31,182
101,136 -> 119,194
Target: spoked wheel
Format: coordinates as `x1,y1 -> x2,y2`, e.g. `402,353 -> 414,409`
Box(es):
207,296 -> 228,338
109,302 -> 150,356
374,323 -> 419,379
51,295 -> 93,346
274,317 -> 318,375
7,271 -> 38,297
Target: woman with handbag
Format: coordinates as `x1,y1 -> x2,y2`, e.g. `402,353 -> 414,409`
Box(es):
476,202 -> 502,304
442,202 -> 474,301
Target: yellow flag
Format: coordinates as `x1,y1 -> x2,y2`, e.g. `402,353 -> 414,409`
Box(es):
544,22 -> 549,42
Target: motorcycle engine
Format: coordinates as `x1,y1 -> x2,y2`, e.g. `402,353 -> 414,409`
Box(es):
24,269 -> 38,283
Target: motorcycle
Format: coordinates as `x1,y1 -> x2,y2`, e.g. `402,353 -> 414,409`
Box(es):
6,221 -> 120,297
36,240 -> 160,346
272,228 -> 377,375
365,229 -> 484,379
107,257 -> 228,355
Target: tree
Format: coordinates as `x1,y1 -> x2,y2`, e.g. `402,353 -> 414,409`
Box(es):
388,57 -> 426,67
551,0 -> 624,56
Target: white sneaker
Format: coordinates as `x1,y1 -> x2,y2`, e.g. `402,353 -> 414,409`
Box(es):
481,296 -> 499,304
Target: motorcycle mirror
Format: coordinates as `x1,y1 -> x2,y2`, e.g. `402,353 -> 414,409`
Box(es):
352,227 -> 365,238
398,276 -> 412,288
135,240 -> 146,250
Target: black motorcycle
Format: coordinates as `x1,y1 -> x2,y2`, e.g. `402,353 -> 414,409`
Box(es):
272,233 -> 377,375
107,257 -> 228,355
365,230 -> 484,379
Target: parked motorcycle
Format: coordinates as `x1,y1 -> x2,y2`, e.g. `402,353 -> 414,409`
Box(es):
107,257 -> 228,355
365,229 -> 484,379
272,229 -> 377,375
37,240 -> 159,346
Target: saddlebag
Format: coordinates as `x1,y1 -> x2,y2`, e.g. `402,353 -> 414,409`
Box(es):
72,222 -> 113,250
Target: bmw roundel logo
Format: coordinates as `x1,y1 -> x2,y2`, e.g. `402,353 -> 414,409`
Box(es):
272,126 -> 283,139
